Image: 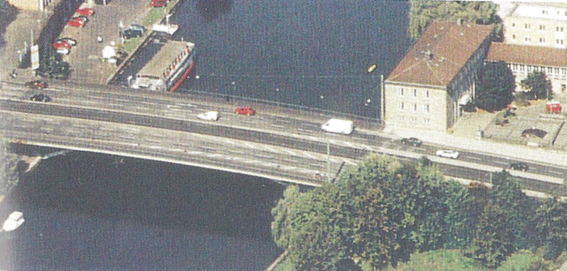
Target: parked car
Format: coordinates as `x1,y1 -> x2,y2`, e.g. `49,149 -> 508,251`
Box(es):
57,38 -> 77,46
67,18 -> 85,27
25,80 -> 48,89
76,7 -> 94,16
56,48 -> 70,55
52,40 -> 72,50
73,16 -> 89,23
150,0 -> 168,8
120,29 -> 144,39
436,150 -> 459,159
197,111 -> 220,121
510,162 -> 529,171
129,24 -> 146,32
234,106 -> 255,116
401,137 -> 422,147
30,94 -> 51,102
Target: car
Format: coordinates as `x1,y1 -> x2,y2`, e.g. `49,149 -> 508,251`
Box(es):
401,137 -> 422,147
76,7 -> 94,16
120,29 -> 144,39
56,48 -> 70,55
25,80 -> 48,89
510,162 -> 529,171
197,111 -> 220,121
436,150 -> 459,159
234,106 -> 255,115
57,38 -> 77,46
129,24 -> 146,32
67,18 -> 85,27
52,40 -> 72,50
73,16 -> 89,23
30,94 -> 51,102
150,0 -> 168,8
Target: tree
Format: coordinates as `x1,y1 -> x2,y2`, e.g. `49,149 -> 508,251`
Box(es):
520,71 -> 553,100
475,61 -> 515,112
534,198 -> 567,260
470,201 -> 516,269
408,1 -> 500,40
488,170 -> 537,250
271,185 -> 301,249
0,140 -> 21,195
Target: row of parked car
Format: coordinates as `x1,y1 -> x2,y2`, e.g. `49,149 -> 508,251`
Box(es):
56,7 -> 95,55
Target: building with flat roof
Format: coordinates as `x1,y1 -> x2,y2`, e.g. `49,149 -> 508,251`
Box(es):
503,3 -> 567,48
384,21 -> 493,132
486,42 -> 567,95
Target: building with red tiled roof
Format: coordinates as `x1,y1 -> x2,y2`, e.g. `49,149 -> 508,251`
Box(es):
384,21 -> 493,132
486,42 -> 567,94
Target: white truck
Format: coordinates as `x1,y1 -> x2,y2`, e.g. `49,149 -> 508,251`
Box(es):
321,119 -> 354,135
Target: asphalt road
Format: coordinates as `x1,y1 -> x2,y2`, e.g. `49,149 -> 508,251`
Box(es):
0,82 -> 566,191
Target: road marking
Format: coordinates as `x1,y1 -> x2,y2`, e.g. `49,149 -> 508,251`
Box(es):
186,151 -> 203,155
344,160 -> 358,165
271,124 -> 285,129
263,145 -> 277,152
303,152 -> 318,159
550,170 -> 563,175
467,156 -> 482,161
224,139 -> 235,145
245,142 -> 257,149
280,148 -> 297,156
342,141 -> 355,148
148,145 -> 161,149
492,160 -> 508,165
360,144 -> 373,151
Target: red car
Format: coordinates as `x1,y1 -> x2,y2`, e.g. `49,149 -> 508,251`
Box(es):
52,40 -> 72,50
150,0 -> 168,7
67,18 -> 85,27
76,8 -> 94,16
234,106 -> 255,116
25,80 -> 48,89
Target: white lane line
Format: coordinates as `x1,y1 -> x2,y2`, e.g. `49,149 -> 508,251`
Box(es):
263,145 -> 277,152
281,148 -> 297,156
245,142 -> 257,149
206,154 -> 223,158
360,144 -> 373,151
271,124 -> 285,129
467,156 -> 482,161
550,170 -> 563,175
224,139 -> 235,145
303,152 -> 318,160
186,151 -> 203,155
492,160 -> 508,165
344,160 -> 358,165
329,140 -> 339,145
342,141 -> 355,148
148,145 -> 161,149
279,166 -> 296,171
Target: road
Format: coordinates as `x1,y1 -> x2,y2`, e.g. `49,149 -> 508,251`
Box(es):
0,82 -> 566,190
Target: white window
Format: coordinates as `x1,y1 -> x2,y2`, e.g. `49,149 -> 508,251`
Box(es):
557,26 -> 564,32
398,88 -> 404,96
548,67 -> 553,73
411,103 -> 417,113
539,37 -> 546,43
512,34 -> 516,40
397,102 -> 404,111
524,36 -> 531,42
423,90 -> 430,99
423,118 -> 430,124
410,117 -> 416,123
524,23 -> 530,30
413,89 -> 417,97
520,65 -> 525,71
542,10 -> 548,15
539,25 -> 546,31
397,116 -> 404,122
423,104 -> 430,113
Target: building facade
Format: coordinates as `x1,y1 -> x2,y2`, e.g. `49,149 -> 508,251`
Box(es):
8,0 -> 54,11
384,21 -> 493,132
486,43 -> 567,95
503,3 -> 567,49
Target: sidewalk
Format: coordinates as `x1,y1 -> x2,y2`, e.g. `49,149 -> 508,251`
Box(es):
383,124 -> 567,169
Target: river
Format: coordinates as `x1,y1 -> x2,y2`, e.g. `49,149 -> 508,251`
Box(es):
1,1 -> 410,269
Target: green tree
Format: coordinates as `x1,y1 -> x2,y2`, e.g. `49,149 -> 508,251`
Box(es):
488,170 -> 537,250
38,46 -> 70,80
534,198 -> 567,260
271,185 -> 301,249
475,61 -> 515,112
0,140 -> 21,195
470,201 -> 516,269
408,1 -> 500,40
520,71 -> 553,100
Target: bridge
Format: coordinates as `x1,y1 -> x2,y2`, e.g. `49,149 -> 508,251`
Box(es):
0,81 -> 565,192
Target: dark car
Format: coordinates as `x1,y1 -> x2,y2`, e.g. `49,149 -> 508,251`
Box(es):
120,29 -> 144,39
510,162 -> 529,172
401,137 -> 422,147
30,94 -> 51,102
25,80 -> 48,89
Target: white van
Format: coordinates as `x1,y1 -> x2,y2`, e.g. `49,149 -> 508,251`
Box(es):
321,119 -> 354,135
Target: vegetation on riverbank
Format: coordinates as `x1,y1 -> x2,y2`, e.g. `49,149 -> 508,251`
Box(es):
271,154 -> 567,270
408,1 -> 501,41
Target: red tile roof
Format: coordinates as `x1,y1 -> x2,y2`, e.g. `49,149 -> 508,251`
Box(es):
386,21 -> 493,87
486,42 -> 567,67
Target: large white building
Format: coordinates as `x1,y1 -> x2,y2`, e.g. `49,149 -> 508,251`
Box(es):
503,3 -> 567,49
